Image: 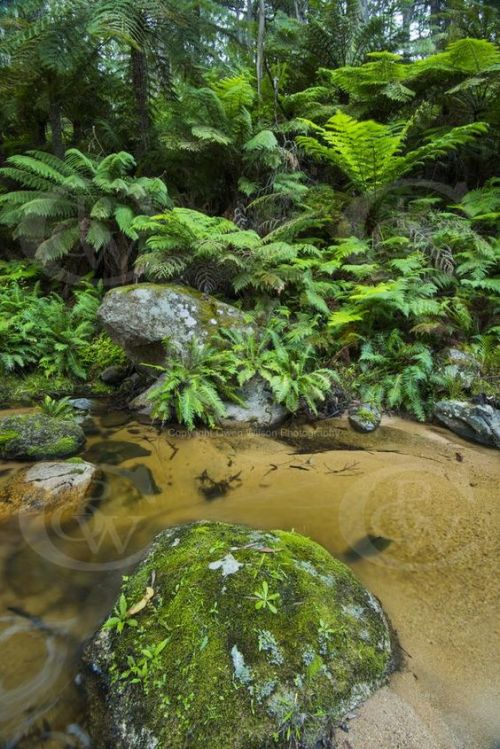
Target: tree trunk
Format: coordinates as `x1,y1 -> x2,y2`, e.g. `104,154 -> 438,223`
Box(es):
36,119 -> 47,146
256,0 -> 265,99
131,46 -> 150,158
48,97 -> 64,159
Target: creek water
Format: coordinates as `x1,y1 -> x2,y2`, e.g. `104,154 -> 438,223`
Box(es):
0,406 -> 498,748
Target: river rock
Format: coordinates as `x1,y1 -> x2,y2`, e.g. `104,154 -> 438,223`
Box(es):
98,283 -> 251,366
349,404 -> 382,433
434,400 -> 500,448
0,460 -> 100,519
221,377 -> 287,429
100,365 -> 129,386
83,521 -> 392,749
0,414 -> 85,461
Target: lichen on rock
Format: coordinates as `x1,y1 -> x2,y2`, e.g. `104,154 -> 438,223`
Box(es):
83,521 -> 392,749
97,283 -> 252,367
0,413 -> 85,461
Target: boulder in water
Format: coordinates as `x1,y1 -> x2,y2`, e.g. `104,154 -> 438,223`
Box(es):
83,521 -> 392,749
348,404 -> 382,433
0,459 -> 100,519
0,413 -> 85,461
434,400 -> 500,448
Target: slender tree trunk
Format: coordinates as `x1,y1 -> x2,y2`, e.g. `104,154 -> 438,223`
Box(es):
131,46 -> 150,158
48,97 -> 64,159
72,120 -> 83,146
36,119 -> 47,146
256,0 -> 265,99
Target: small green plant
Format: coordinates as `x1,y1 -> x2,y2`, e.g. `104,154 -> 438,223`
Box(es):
78,332 -> 128,377
40,395 -> 75,419
103,594 -> 138,634
252,581 -> 280,614
120,638 -> 170,684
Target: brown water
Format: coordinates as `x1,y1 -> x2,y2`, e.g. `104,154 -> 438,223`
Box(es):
0,408 -> 499,748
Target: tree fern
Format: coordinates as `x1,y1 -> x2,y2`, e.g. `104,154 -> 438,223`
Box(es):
0,148 -> 170,281
297,112 -> 487,195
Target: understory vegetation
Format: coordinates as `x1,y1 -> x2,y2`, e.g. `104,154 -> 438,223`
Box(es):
0,0 -> 498,426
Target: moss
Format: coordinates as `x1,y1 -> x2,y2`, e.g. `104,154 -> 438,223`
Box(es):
356,407 -> 379,426
0,371 -> 113,408
0,413 -> 85,460
85,522 -> 391,749
78,332 -> 128,378
0,372 -> 75,406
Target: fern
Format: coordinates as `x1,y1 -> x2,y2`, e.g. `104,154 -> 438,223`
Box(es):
297,112 -> 487,195
0,149 -> 170,280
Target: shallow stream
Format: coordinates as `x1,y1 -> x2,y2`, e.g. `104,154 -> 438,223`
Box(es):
0,407 -> 498,748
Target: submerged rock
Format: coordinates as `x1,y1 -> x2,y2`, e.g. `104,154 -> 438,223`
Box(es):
0,460 -> 100,519
0,414 -> 85,461
84,521 -> 392,749
98,283 -> 251,367
349,404 -> 382,433
221,377 -> 287,430
434,400 -> 500,448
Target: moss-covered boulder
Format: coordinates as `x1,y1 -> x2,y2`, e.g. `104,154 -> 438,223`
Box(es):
0,413 -> 85,461
84,521 -> 392,749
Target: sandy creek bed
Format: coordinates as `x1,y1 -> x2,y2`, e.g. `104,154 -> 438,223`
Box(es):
0,408 -> 498,748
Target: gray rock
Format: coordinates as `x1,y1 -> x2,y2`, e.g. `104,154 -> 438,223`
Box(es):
98,283 -> 251,367
100,365 -> 129,385
442,348 -> 481,390
0,414 -> 85,461
0,460 -> 100,518
434,400 -> 500,448
221,377 -> 287,429
349,404 -> 381,433
129,375 -> 166,416
69,398 -> 94,412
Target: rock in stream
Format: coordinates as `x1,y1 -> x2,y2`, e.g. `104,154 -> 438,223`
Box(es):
83,521 -> 392,749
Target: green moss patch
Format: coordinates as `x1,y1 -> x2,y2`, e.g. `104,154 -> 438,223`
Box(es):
0,413 -> 85,460
84,521 -> 392,749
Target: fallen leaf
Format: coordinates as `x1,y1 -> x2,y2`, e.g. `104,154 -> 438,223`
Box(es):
127,586 -> 154,617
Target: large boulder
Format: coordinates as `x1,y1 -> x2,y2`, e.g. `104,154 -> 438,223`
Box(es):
0,414 -> 85,461
434,400 -> 500,448
98,283 -> 251,366
83,521 -> 392,749
0,460 -> 100,520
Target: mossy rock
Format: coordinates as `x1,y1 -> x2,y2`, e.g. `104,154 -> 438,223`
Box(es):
0,413 -> 85,461
97,283 -> 252,367
84,521 -> 392,749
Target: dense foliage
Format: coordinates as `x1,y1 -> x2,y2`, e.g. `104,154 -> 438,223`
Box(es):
0,0 -> 498,426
